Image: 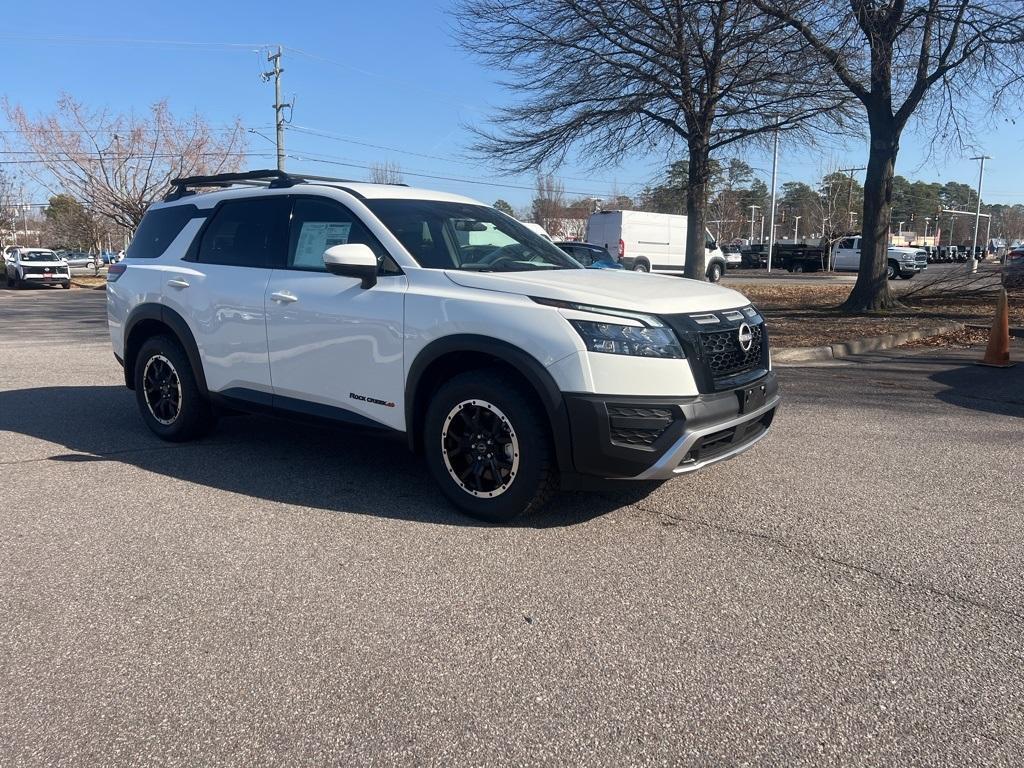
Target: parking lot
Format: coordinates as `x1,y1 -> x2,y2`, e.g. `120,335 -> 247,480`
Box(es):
2,288 -> 1023,765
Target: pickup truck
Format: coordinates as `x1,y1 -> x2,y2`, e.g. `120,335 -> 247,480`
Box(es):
775,242 -> 827,273
832,236 -> 929,279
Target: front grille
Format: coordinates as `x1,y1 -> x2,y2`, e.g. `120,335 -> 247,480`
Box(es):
699,323 -> 764,381
23,265 -> 67,276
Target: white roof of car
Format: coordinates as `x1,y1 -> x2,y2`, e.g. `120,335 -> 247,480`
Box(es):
162,181 -> 482,210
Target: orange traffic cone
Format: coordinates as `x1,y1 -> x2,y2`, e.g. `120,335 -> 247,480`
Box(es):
977,288 -> 1015,368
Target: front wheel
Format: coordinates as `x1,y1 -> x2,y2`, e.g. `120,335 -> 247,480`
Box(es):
133,335 -> 215,442
886,262 -> 898,280
706,262 -> 723,282
61,281 -> 71,289
424,370 -> 557,523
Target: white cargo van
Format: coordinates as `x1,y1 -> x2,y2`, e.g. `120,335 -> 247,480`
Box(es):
585,210 -> 728,281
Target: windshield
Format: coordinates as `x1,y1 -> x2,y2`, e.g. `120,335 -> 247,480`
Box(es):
22,251 -> 59,262
365,200 -> 581,272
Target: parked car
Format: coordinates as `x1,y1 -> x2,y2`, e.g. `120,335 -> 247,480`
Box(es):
521,222 -> 554,242
585,209 -> 729,282
553,241 -> 623,269
722,245 -> 742,269
108,170 -> 779,523
832,236 -> 928,279
63,251 -> 94,269
1003,247 -> 1024,289
4,248 -> 71,289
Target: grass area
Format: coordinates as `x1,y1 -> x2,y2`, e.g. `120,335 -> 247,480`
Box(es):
742,283 -> 1023,348
70,275 -> 107,289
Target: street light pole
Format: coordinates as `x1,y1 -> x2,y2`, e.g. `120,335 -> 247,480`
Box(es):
793,215 -> 801,242
766,119 -> 780,273
749,205 -> 760,243
969,155 -> 990,273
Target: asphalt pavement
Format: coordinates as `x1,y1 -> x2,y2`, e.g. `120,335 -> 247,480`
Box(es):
1,287 -> 1023,766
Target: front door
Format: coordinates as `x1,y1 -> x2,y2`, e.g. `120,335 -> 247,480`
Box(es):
265,196 -> 407,431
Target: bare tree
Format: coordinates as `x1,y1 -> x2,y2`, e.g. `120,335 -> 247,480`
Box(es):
0,169 -> 18,245
753,0 -> 1024,311
454,0 -> 852,279
2,95 -> 246,233
531,172 -> 568,235
368,160 -> 405,185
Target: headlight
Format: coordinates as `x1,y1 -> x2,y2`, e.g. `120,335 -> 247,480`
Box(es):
568,320 -> 683,358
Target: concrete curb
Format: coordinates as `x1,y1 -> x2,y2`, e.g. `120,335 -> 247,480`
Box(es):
965,323 -> 1024,339
773,322 -> 967,365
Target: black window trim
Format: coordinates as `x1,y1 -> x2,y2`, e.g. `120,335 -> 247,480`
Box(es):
183,193 -> 404,277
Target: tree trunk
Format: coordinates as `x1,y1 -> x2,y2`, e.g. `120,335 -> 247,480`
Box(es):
841,118 -> 901,312
684,141 -> 711,281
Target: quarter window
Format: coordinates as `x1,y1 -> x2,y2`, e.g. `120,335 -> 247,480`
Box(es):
196,198 -> 290,268
127,204 -> 200,259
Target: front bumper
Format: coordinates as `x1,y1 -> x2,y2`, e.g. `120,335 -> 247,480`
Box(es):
899,261 -> 927,273
563,371 -> 779,481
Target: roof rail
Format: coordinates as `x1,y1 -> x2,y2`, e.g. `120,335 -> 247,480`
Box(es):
164,168 -> 407,201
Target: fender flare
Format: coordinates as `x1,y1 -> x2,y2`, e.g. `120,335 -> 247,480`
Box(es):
404,334 -> 572,469
123,303 -> 208,394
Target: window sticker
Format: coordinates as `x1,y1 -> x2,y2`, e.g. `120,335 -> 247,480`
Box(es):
294,221 -> 353,268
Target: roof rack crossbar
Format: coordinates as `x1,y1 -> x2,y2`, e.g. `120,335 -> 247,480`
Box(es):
164,168 -> 409,202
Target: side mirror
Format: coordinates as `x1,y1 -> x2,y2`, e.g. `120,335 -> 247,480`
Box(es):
323,243 -> 378,289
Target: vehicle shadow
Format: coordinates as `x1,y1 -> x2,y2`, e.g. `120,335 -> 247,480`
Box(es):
928,361 -> 1024,418
0,385 -> 654,528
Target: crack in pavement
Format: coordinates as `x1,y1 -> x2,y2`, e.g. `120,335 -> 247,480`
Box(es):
642,504 -> 1024,625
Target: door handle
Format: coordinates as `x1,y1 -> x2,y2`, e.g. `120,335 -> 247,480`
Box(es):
167,278 -> 190,289
270,290 -> 298,303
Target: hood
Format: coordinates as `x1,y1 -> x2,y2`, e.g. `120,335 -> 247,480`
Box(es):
444,268 -> 749,314
888,246 -> 923,255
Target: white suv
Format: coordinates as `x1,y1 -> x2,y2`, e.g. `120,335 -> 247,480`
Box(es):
5,248 -> 72,289
107,170 -> 779,522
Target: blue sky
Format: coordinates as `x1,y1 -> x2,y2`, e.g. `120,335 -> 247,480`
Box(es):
3,0 -> 1021,211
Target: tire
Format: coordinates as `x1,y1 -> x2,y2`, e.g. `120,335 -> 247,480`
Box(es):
886,261 -> 898,280
62,281 -> 71,289
423,369 -> 557,523
707,262 -> 723,282
133,334 -> 216,442
633,260 -> 650,273
792,264 -> 805,274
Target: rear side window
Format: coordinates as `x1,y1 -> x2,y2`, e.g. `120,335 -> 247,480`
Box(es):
127,205 -> 199,259
196,198 -> 290,268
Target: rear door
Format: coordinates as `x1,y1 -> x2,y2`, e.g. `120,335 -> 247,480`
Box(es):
264,196 -> 407,431
161,195 -> 290,400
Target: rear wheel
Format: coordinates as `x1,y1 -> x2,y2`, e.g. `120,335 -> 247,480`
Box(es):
424,370 -> 557,523
633,260 -> 650,273
133,335 -> 215,442
792,263 -> 805,274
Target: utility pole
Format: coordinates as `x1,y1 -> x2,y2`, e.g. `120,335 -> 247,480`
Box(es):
793,215 -> 801,242
969,155 -> 990,274
923,217 -> 931,242
748,205 -> 760,243
263,46 -> 290,172
766,119 -> 780,272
